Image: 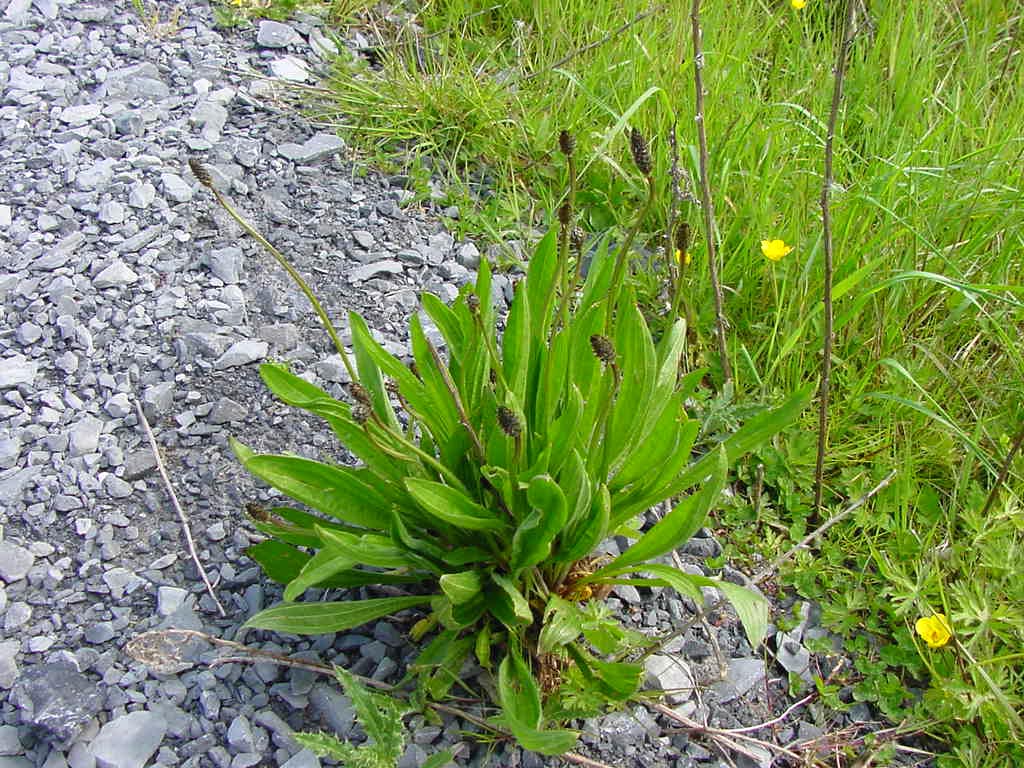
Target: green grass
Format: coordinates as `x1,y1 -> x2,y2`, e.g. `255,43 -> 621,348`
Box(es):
223,0 -> 1024,762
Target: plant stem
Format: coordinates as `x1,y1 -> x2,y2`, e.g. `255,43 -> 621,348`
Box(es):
813,0 -> 858,511
606,176 -> 656,334
198,173 -> 358,383
689,0 -> 731,385
980,420 -> 1024,517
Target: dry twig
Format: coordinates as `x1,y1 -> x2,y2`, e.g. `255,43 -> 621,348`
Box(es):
689,0 -> 732,385
813,0 -> 860,511
753,470 -> 896,584
134,398 -> 226,617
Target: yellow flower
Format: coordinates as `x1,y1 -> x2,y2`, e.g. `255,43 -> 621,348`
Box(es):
761,239 -> 794,261
915,613 -> 952,649
674,249 -> 693,266
791,0 -> 807,9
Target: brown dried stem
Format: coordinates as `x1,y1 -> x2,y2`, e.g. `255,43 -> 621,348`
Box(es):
689,0 -> 731,385
133,399 -> 226,617
813,0 -> 859,511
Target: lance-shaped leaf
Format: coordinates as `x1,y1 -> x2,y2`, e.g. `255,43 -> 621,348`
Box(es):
510,475 -> 568,572
246,541 -> 310,585
406,478 -> 507,532
498,650 -> 579,755
538,596 -> 584,654
232,440 -> 391,530
245,595 -> 432,635
439,571 -> 483,605
316,526 -> 419,570
489,573 -> 533,628
284,548 -> 354,601
601,445 -> 727,574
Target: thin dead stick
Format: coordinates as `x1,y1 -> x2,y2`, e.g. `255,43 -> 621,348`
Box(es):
690,0 -> 731,385
980,421 -> 1024,517
520,5 -> 665,82
133,399 -> 226,617
753,470 -> 896,584
561,753 -> 620,768
813,0 -> 859,511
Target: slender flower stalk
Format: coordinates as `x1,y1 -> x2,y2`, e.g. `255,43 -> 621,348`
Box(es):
188,159 -> 358,383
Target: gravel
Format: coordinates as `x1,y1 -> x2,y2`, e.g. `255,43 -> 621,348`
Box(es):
0,2 -> 898,767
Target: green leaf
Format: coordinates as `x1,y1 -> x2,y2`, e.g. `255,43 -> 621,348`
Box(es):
246,540 -> 310,585
421,751 -> 455,768
316,525 -> 419,569
548,386 -> 584,476
665,385 -> 813,498
603,445 -> 728,572
232,442 -> 392,530
406,478 -> 508,532
525,228 -> 559,344
420,634 -> 474,700
334,665 -> 407,762
421,292 -> 465,355
245,595 -> 432,635
284,548 -> 354,601
349,311 -> 400,430
498,650 -> 578,755
503,280 -> 531,404
554,482 -> 609,563
607,296 -> 657,461
489,573 -> 533,628
439,571 -> 483,605
538,596 -> 584,654
510,475 -> 569,571
247,505 -> 359,548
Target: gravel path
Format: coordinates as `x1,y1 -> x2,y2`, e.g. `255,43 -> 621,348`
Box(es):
0,2 -> 879,767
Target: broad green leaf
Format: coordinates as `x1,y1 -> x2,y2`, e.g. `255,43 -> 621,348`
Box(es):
406,478 -> 508,532
349,311 -> 400,430
245,541 -> 310,585
498,650 -> 578,755
554,482 -> 609,563
421,293 -> 465,356
245,595 -> 432,635
664,385 -> 813,499
333,666 -> 406,761
232,442 -> 392,530
565,643 -> 642,701
510,475 -> 568,571
548,386 -> 584,476
503,280 -> 531,403
413,630 -> 475,700
284,548 -> 354,601
603,445 -> 728,572
611,400 -> 686,490
422,751 -> 456,768
439,571 -> 483,605
489,573 -> 533,628
525,228 -> 559,345
538,596 -> 584,654
578,233 -> 614,311
316,525 -> 418,569
410,314 -> 460,443
607,296 -> 657,462
614,418 -> 700,519
247,505 -> 353,549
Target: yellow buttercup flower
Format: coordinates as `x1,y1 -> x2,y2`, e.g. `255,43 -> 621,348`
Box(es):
674,249 -> 693,266
791,0 -> 807,9
915,613 -> 952,649
761,239 -> 794,261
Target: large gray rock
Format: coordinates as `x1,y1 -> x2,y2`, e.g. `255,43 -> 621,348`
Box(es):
711,658 -> 766,704
0,642 -> 17,689
88,711 -> 166,768
93,261 -> 138,289
9,661 -> 104,744
277,133 -> 345,164
644,654 -> 695,705
68,417 -> 104,457
257,20 -> 299,48
0,355 -> 37,389
104,63 -> 169,102
0,542 -> 34,582
214,340 -> 268,370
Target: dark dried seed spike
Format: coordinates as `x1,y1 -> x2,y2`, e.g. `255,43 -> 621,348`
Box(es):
497,406 -> 522,438
590,334 -> 616,365
559,130 -> 576,158
558,200 -> 572,226
351,403 -> 370,425
188,158 -> 213,188
349,383 -> 373,407
466,293 -> 480,314
385,380 -> 400,396
675,222 -> 691,256
629,127 -> 652,176
570,226 -> 585,255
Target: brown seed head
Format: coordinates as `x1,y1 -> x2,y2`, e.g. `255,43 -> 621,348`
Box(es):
629,127 -> 652,176
351,403 -> 370,425
558,200 -> 572,226
559,130 -> 576,158
497,406 -> 522,438
188,158 -> 213,189
570,226 -> 585,256
466,293 -> 480,315
349,383 -> 373,407
675,222 -> 691,256
590,334 -> 616,365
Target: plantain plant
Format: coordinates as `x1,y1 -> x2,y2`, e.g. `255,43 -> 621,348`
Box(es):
190,134 -> 810,755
